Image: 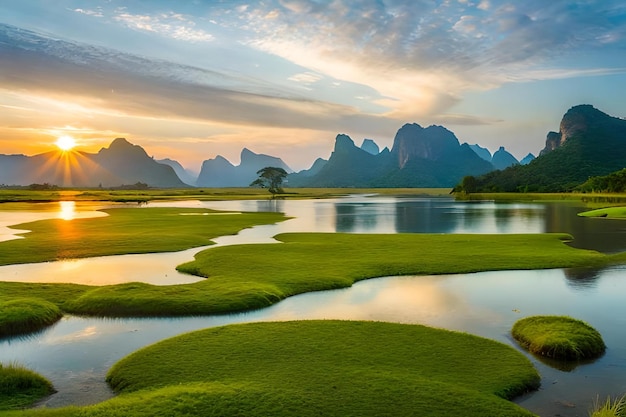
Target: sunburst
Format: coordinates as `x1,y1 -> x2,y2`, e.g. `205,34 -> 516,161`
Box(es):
55,135 -> 77,151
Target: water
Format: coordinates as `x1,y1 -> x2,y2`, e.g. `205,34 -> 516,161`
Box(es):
1,196 -> 625,416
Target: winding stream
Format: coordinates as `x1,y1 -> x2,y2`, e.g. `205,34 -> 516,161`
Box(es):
1,196 -> 626,416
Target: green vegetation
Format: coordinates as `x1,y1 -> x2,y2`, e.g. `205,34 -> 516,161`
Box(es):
0,323 -> 540,415
578,168 -> 626,193
0,363 -> 54,410
0,187 -> 453,203
63,232 -> 619,317
512,316 -> 606,360
579,206 -> 626,219
100,321 -> 538,417
0,207 -> 286,266
0,299 -> 63,338
1,232 -> 624,320
250,167 -> 288,195
590,395 -> 626,417
453,105 -> 626,193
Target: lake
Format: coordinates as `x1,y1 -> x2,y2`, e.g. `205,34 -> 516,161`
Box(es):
1,196 -> 625,416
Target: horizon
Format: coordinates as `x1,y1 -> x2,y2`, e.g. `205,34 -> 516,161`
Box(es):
1,1 -> 626,172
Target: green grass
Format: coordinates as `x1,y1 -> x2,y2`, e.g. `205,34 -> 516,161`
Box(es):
455,191 -> 626,204
59,232 -> 620,317
0,187 -> 453,203
590,395 -> 626,417
0,299 -> 63,338
103,321 -> 540,417
0,207 -> 287,266
578,206 -> 626,218
1,232 -> 623,320
512,316 -> 606,360
0,363 -> 54,411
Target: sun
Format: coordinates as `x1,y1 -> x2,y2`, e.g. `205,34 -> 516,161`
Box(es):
55,135 -> 77,151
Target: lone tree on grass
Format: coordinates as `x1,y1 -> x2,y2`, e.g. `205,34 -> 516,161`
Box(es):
250,167 -> 288,195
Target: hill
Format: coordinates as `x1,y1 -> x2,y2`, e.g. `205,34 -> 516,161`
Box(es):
0,138 -> 187,188
289,124 -> 493,188
454,105 -> 626,193
196,148 -> 292,187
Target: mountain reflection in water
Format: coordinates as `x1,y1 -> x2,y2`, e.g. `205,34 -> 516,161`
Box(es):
1,196 -> 625,416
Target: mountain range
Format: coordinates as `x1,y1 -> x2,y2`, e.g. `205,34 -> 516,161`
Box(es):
288,123 -> 511,188
1,104 -> 619,190
195,148 -> 292,187
0,138 -> 186,188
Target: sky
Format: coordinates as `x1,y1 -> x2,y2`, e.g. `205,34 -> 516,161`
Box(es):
1,0 -> 626,172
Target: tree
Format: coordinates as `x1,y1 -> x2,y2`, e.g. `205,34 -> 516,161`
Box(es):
250,167 -> 288,195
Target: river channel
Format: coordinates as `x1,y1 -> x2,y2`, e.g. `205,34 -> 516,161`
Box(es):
1,196 -> 625,416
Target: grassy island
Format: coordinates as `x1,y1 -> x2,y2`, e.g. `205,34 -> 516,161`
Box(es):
103,321 -> 539,417
0,321 -> 541,416
512,316 -> 606,360
0,207 -> 287,266
60,232 -> 619,317
1,230 -> 624,321
578,206 -> 626,219
0,299 -> 63,338
0,363 -> 54,411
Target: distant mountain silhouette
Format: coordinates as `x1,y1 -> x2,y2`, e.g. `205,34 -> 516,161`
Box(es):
93,138 -> 188,187
158,158 -> 197,185
290,124 -> 493,188
289,134 -> 393,187
520,153 -> 536,165
196,148 -> 292,187
454,105 -> 626,192
491,146 -> 519,170
290,157 -> 328,180
360,139 -> 380,155
0,138 -> 187,188
469,144 -> 520,170
469,144 -> 492,162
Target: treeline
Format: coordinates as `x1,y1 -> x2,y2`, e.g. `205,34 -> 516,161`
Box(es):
578,168 -> 626,193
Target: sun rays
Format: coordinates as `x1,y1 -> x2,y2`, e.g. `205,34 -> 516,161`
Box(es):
55,135 -> 77,151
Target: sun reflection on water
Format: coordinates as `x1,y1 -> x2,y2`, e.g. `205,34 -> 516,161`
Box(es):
58,201 -> 76,220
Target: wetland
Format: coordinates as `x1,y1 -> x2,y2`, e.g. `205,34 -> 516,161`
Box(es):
1,194 -> 626,416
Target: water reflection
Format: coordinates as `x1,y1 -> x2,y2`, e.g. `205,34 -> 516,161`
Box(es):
2,197 -> 625,286
0,201 -> 112,242
563,267 -> 604,290
2,196 -> 626,416
2,268 -> 626,415
58,201 -> 76,220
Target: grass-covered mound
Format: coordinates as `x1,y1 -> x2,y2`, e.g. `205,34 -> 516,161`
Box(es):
0,363 -> 54,410
0,299 -> 63,338
512,316 -> 606,360
100,321 -> 539,417
2,232 -> 622,319
61,232 -> 614,317
579,206 -> 626,218
0,207 -> 287,266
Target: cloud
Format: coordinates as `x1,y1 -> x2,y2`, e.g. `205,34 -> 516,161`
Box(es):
72,8 -> 104,18
112,9 -> 214,42
0,23 -> 398,139
288,72 -> 324,85
236,0 -> 626,118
